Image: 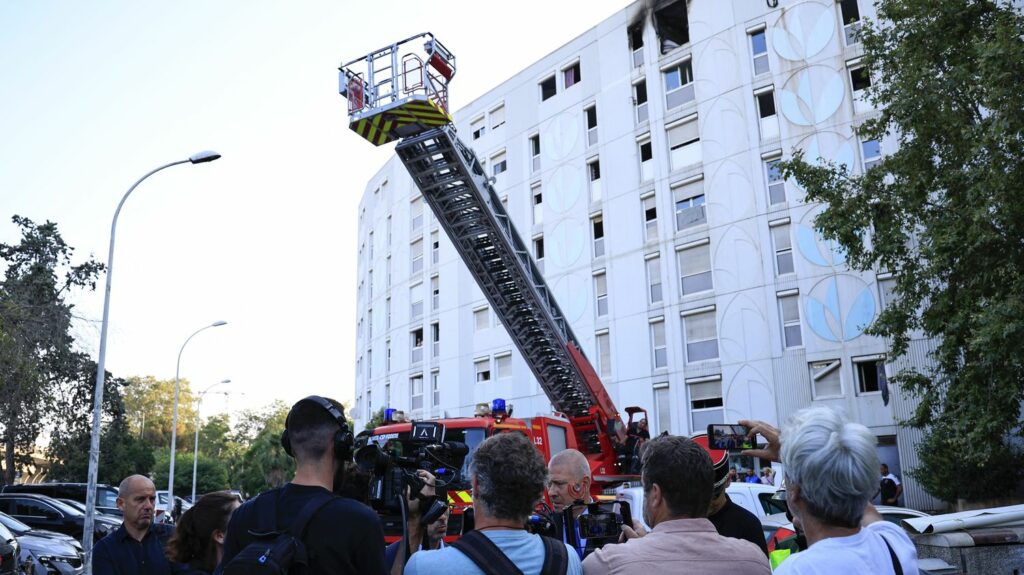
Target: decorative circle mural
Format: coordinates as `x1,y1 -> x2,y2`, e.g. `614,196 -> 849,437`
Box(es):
547,219 -> 585,268
772,1 -> 836,62
796,207 -> 847,268
551,273 -> 587,323
779,65 -> 845,126
805,274 -> 877,342
542,112 -> 581,162
547,165 -> 583,214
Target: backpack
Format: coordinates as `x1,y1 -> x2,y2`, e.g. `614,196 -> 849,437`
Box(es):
223,490 -> 337,575
880,477 -> 898,502
450,530 -> 569,575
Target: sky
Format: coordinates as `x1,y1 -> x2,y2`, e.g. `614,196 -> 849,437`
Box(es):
0,0 -> 631,422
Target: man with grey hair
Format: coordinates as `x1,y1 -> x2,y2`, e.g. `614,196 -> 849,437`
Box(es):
406,432 -> 582,575
582,435 -> 769,574
548,449 -> 594,546
742,407 -> 919,574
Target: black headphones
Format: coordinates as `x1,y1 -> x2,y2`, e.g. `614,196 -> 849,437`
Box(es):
280,395 -> 354,462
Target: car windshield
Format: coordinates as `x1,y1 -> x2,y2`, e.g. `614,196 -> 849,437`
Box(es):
46,498 -> 84,517
0,513 -> 31,535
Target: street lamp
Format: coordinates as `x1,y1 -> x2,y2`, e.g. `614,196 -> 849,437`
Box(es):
83,151 -> 221,566
191,379 -> 230,503
168,320 -> 227,517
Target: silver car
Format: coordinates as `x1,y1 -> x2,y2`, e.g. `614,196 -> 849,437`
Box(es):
0,512 -> 83,575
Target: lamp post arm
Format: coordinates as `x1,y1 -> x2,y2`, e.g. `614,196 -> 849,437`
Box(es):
82,158 -> 190,566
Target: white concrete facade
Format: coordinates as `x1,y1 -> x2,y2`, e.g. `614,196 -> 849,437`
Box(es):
352,0 -> 940,509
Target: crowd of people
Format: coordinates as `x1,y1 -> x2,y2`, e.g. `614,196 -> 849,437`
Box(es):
90,396 -> 920,574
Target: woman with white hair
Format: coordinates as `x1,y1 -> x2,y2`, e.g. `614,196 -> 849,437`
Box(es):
741,407 -> 919,574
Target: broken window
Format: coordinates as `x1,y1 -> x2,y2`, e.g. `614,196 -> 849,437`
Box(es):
629,24 -> 645,68
653,0 -> 690,54
540,75 -> 557,101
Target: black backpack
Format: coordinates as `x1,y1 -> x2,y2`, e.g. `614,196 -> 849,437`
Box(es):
223,490 -> 337,575
450,530 -> 569,575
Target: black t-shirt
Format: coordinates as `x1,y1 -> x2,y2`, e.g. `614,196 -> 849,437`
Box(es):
220,483 -> 386,575
707,495 -> 770,557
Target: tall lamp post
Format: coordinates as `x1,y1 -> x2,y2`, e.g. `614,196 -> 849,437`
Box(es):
168,320 -> 227,517
191,379 -> 231,503
83,151 -> 221,568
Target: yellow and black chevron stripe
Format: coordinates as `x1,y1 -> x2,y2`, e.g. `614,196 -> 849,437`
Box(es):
350,99 -> 452,146
446,490 -> 473,505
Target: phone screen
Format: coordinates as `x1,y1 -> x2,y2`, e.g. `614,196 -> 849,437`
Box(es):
707,424 -> 753,451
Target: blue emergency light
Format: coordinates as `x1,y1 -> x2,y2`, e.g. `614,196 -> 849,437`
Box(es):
491,398 -> 507,414
384,408 -> 397,424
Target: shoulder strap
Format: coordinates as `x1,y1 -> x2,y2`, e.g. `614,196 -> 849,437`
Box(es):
540,535 -> 570,575
450,531 -> 525,575
289,490 -> 338,539
880,535 -> 904,575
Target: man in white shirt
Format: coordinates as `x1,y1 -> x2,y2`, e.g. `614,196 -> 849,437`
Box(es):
742,408 -> 919,575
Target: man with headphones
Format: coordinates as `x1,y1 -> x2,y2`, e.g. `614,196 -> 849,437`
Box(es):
219,396 -> 386,574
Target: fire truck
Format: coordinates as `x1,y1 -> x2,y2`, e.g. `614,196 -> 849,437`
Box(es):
339,33 -> 649,537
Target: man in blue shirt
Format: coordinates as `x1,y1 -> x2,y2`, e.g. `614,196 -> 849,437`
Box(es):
92,474 -> 175,575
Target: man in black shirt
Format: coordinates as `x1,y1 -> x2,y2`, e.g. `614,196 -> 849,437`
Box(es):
219,396 -> 386,574
92,474 -> 175,575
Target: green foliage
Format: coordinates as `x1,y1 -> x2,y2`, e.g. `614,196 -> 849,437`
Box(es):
123,375 -> 198,450
49,421 -> 154,486
779,0 -> 1024,502
198,414 -> 232,458
152,448 -> 230,497
365,407 -> 386,432
230,402 -> 294,498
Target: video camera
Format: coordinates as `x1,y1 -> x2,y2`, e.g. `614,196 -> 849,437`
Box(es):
527,499 -> 632,559
354,421 -> 468,520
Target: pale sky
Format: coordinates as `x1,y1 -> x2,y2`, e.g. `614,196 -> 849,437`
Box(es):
0,0 -> 630,420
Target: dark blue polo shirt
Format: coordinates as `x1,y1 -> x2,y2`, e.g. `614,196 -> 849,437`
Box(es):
91,522 -> 175,575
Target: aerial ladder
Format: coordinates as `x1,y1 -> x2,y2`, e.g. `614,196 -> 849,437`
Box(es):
339,33 -> 645,482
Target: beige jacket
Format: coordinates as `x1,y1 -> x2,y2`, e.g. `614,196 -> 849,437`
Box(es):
581,517 -> 771,575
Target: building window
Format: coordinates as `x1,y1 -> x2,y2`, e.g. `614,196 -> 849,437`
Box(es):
471,116 -> 486,140
850,65 -> 871,113
840,0 -> 863,45
385,338 -> 391,372
411,239 -> 424,274
366,390 -> 371,417
667,117 -> 701,170
534,235 -> 545,262
810,359 -> 843,398
650,318 -> 668,369
678,241 -> 713,295
643,194 -> 658,242
532,183 -> 543,225
431,230 -> 440,265
475,358 -> 492,383
689,377 -> 723,431
411,196 -> 424,232
367,307 -> 373,338
474,306 -> 489,331
878,275 -> 897,308
368,270 -> 374,300
592,215 -> 605,258
779,292 -> 803,348
410,283 -> 424,319
563,61 -> 581,89
654,385 -> 671,435
683,309 -> 718,362
411,328 -> 424,364
653,0 -> 690,53
431,274 -> 439,310
367,348 -> 372,380
756,89 -> 779,140
771,222 -> 794,275
529,134 -> 541,172
585,105 -> 598,146
629,24 -> 645,68
540,75 -> 557,101
594,271 -> 608,317
410,374 -> 424,410
489,104 -> 505,130
750,29 -> 769,75
431,321 -> 440,358
646,254 -> 663,304
639,139 -> 654,181
368,230 -> 374,260
664,60 -> 695,109
431,370 -> 440,406
634,80 -> 649,124
674,180 -> 706,230
385,297 -> 391,330
588,159 -> 602,203
491,151 -> 507,176
596,331 -> 611,377
862,139 -> 882,171
386,256 -> 392,287
495,353 -> 512,379
386,214 -> 392,246
765,159 -> 786,205
855,357 -> 883,394
385,381 -> 391,406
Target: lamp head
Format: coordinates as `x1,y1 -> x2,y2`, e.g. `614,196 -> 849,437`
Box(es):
211,320 -> 228,327
221,379 -> 231,384
189,150 -> 222,164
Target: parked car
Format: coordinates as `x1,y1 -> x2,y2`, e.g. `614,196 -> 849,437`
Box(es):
1,483 -> 121,518
761,505 -> 931,553
56,498 -> 120,520
0,493 -> 120,544
0,520 -> 19,575
155,491 -> 192,524
613,480 -> 784,530
0,512 -> 83,575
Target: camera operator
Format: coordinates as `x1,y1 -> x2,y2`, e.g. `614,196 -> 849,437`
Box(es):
385,470 -> 445,575
741,408 -> 919,574
582,435 -> 769,575
406,432 -> 582,575
219,396 -> 386,574
547,449 -> 594,545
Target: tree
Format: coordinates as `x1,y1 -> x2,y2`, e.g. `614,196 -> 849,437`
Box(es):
365,407 -> 386,432
123,375 -> 198,450
0,216 -> 103,484
231,403 -> 293,498
779,0 -> 1024,502
198,414 -> 232,459
152,449 -> 230,497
